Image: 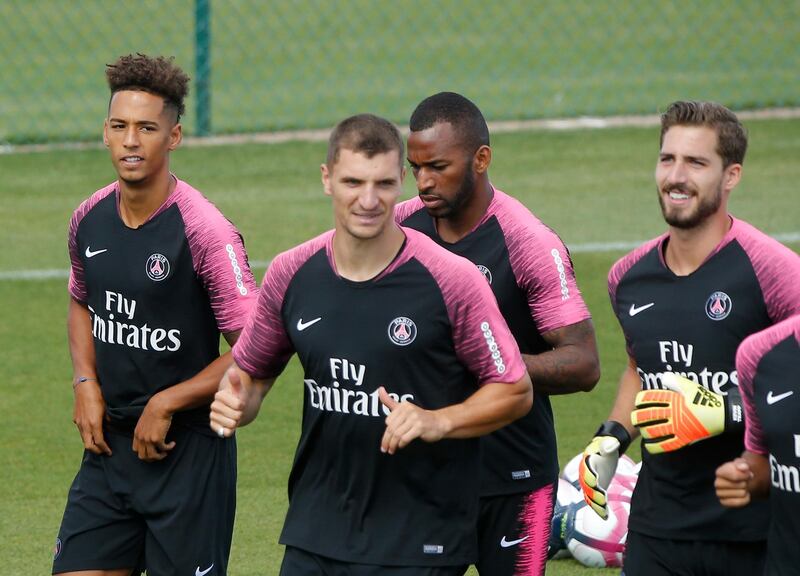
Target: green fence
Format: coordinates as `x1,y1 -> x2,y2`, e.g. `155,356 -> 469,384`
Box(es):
2,0 -> 798,145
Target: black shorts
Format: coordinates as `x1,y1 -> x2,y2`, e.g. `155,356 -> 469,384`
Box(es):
53,424 -> 236,575
474,483 -> 555,576
279,546 -> 468,576
623,530 -> 766,576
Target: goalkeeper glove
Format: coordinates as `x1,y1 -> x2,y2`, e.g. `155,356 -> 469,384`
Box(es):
632,372 -> 743,454
579,420 -> 631,520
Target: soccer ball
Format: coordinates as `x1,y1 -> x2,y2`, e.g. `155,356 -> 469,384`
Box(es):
563,496 -> 629,568
547,478 -> 583,559
549,450 -> 639,567
561,450 -> 639,493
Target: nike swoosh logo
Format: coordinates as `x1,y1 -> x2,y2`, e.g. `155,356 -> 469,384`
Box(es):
85,246 -> 108,258
500,535 -> 529,548
195,565 -> 214,576
297,317 -> 322,331
767,390 -> 794,405
629,302 -> 655,317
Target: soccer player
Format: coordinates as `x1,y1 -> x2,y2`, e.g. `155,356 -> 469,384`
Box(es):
396,92 -> 600,575
578,101 -> 800,576
210,113 -> 533,575
53,54 -> 257,576
715,314 -> 800,575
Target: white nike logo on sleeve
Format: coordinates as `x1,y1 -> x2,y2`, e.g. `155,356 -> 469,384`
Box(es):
195,565 -> 214,576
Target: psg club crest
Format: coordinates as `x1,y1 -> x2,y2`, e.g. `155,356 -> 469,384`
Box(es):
476,264 -> 493,285
705,291 -> 732,321
145,253 -> 170,282
388,317 -> 417,346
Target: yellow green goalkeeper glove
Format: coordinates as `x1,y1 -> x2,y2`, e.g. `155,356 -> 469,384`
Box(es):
632,372 -> 743,454
579,420 -> 631,520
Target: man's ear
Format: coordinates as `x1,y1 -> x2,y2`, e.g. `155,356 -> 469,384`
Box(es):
321,163 -> 332,197
723,163 -> 742,192
168,122 -> 183,151
473,145 -> 492,174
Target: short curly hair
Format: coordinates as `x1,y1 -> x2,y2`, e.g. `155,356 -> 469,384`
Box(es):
106,53 -> 190,122
409,92 -> 489,155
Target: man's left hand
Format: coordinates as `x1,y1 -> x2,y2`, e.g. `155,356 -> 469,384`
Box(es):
133,393 -> 176,462
632,373 -> 725,454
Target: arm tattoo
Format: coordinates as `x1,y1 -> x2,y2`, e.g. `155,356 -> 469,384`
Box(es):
523,319 -> 600,395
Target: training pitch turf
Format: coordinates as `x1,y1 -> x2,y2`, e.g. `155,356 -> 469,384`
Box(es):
0,119 -> 797,574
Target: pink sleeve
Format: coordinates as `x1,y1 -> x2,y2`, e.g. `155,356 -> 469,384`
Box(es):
67,184 -> 117,303
734,220 -> 800,323
450,267 -> 527,385
737,316 -> 800,455
498,199 -> 590,333
736,332 -> 768,455
409,232 -> 526,385
67,210 -> 86,303
607,237 -> 663,315
178,184 -> 258,334
394,197 -> 425,224
232,234 -> 330,379
607,238 -> 663,357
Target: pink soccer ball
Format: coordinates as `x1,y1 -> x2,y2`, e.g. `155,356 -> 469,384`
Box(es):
555,450 -> 639,568
564,495 -> 629,568
562,450 -> 638,493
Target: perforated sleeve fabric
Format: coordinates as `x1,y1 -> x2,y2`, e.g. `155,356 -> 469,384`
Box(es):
492,191 -> 590,334
737,315 -> 800,455
174,179 -> 258,333
233,232 -> 332,379
730,218 -> 800,323
67,182 -> 117,303
403,227 -> 526,386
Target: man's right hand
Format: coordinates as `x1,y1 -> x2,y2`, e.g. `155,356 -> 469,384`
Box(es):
579,435 -> 620,520
715,458 -> 754,508
73,378 -> 112,455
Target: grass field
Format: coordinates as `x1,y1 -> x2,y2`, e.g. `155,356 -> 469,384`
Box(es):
2,1 -> 799,143
0,119 -> 798,574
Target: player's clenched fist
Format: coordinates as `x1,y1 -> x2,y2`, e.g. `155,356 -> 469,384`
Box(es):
133,394 -> 175,462
715,458 -> 755,508
210,367 -> 247,438
378,387 -> 449,455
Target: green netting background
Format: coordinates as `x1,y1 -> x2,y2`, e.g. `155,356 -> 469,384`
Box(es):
2,0 -> 797,144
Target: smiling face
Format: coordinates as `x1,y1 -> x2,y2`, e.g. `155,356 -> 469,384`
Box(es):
103,90 -> 181,188
655,125 -> 740,229
321,148 -> 405,241
407,122 -> 479,220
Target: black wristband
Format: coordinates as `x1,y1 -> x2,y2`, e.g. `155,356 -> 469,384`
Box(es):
594,420 -> 632,455
724,387 -> 745,434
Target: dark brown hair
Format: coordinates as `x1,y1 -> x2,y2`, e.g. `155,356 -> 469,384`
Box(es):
660,101 -> 748,167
